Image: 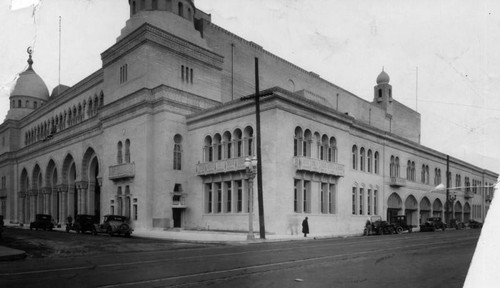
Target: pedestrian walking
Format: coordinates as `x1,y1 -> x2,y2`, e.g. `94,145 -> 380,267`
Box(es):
302,217 -> 309,237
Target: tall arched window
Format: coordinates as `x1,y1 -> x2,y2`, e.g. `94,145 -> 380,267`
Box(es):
390,156 -> 395,177
329,137 -> 337,162
367,150 -> 372,173
131,1 -> 137,15
395,157 -> 400,177
360,148 -> 365,171
117,141 -> 123,164
173,134 -> 182,170
352,145 -> 358,170
204,136 -> 213,162
407,160 -> 412,180
178,2 -> 184,17
294,127 -> 303,157
374,152 -> 379,174
125,139 -> 131,163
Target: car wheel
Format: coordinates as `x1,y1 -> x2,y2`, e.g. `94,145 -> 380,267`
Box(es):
396,226 -> 403,234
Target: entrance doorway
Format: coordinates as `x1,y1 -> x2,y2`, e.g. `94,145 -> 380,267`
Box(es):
173,209 -> 182,228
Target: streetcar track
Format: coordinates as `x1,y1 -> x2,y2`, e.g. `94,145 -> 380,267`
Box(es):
96,236 -> 478,288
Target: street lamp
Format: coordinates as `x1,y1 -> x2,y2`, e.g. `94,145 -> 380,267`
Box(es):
245,156 -> 258,240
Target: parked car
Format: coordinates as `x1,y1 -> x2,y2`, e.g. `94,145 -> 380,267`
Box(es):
390,215 -> 413,234
364,216 -> 395,235
468,219 -> 483,229
30,214 -> 54,231
449,218 -> 465,230
0,215 -> 4,238
66,214 -> 97,234
420,217 -> 446,232
92,215 -> 133,237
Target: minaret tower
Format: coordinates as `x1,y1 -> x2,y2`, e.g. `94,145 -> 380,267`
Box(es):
373,68 -> 393,115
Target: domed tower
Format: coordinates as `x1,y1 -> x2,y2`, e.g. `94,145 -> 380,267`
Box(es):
6,48 -> 49,121
118,0 -> 207,48
373,68 -> 393,115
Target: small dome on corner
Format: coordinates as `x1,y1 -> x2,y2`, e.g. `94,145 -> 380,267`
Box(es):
376,69 -> 390,85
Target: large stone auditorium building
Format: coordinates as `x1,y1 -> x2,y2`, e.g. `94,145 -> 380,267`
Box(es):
0,0 -> 496,236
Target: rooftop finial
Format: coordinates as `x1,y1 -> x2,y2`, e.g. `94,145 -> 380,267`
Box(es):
27,46 -> 33,69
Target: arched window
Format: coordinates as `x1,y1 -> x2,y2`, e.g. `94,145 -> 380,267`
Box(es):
352,145 -> 358,170
395,157 -> 400,177
374,152 -> 379,174
367,150 -> 372,173
204,136 -> 213,162
360,148 -> 365,171
187,8 -> 192,20
178,2 -> 184,17
117,141 -> 123,164
223,131 -> 232,159
214,134 -> 222,161
407,160 -> 412,180
294,127 -> 303,157
125,139 -> 131,163
390,156 -> 395,177
173,134 -> 182,170
329,137 -> 337,162
18,100 -> 22,108
411,161 -> 416,181
131,1 -> 137,15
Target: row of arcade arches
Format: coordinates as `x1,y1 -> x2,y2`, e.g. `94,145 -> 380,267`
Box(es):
387,193 -> 471,226
18,147 -> 101,224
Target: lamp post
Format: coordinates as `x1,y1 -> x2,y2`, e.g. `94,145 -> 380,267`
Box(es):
245,156 -> 257,240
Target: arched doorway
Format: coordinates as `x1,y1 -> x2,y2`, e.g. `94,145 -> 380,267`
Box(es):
31,164 -> 42,222
387,193 -> 402,220
82,148 -> 101,220
432,199 -> 443,218
420,197 -> 431,224
464,202 -> 471,222
454,201 -> 463,222
45,159 -> 58,221
19,169 -> 29,223
62,154 -> 77,220
404,195 -> 418,226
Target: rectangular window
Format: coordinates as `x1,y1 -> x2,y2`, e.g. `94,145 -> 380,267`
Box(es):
374,190 -> 378,215
294,138 -> 298,157
226,182 -> 232,213
236,180 -> 243,212
359,188 -> 364,215
120,64 -> 128,84
190,68 -> 193,83
133,204 -> 137,220
181,65 -> 184,81
303,180 -> 310,213
320,183 -> 326,214
367,189 -> 372,215
248,138 -> 253,156
329,184 -> 335,214
216,183 -> 222,213
206,183 -> 212,213
110,205 -> 114,215
294,179 -> 299,213
352,187 -> 356,215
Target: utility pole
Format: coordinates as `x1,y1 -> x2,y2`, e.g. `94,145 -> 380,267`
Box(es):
240,57 -> 270,239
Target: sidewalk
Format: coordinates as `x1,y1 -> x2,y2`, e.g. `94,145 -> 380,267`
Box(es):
0,223 -> 327,261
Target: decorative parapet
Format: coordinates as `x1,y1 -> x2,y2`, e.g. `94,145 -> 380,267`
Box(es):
196,158 -> 246,176
390,177 -> 406,187
109,163 -> 135,180
293,157 -> 345,177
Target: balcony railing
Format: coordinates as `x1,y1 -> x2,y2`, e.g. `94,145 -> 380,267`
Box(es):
390,177 -> 406,187
109,163 -> 135,180
196,158 -> 247,176
293,157 -> 345,177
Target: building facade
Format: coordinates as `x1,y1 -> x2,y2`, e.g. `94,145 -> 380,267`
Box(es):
0,0 -> 496,236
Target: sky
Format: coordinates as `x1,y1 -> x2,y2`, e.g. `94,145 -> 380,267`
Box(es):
1,0 -> 500,174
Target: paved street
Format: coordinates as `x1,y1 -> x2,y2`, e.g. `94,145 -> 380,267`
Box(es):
0,228 -> 480,287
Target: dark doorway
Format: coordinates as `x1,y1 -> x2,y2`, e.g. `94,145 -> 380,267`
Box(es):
73,184 -> 78,217
173,209 -> 182,228
94,164 -> 100,221
387,208 -> 399,222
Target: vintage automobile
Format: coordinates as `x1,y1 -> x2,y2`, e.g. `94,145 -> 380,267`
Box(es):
420,217 -> 446,232
468,219 -> 483,229
30,214 -> 54,231
364,216 -> 395,235
66,214 -> 97,234
390,215 -> 413,234
0,215 -> 4,238
92,215 -> 133,237
449,218 -> 466,230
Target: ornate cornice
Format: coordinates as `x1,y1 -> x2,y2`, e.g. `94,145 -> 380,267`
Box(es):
101,23 -> 223,70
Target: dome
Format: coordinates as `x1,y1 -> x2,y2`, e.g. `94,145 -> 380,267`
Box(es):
11,67 -> 50,101
376,70 -> 390,85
